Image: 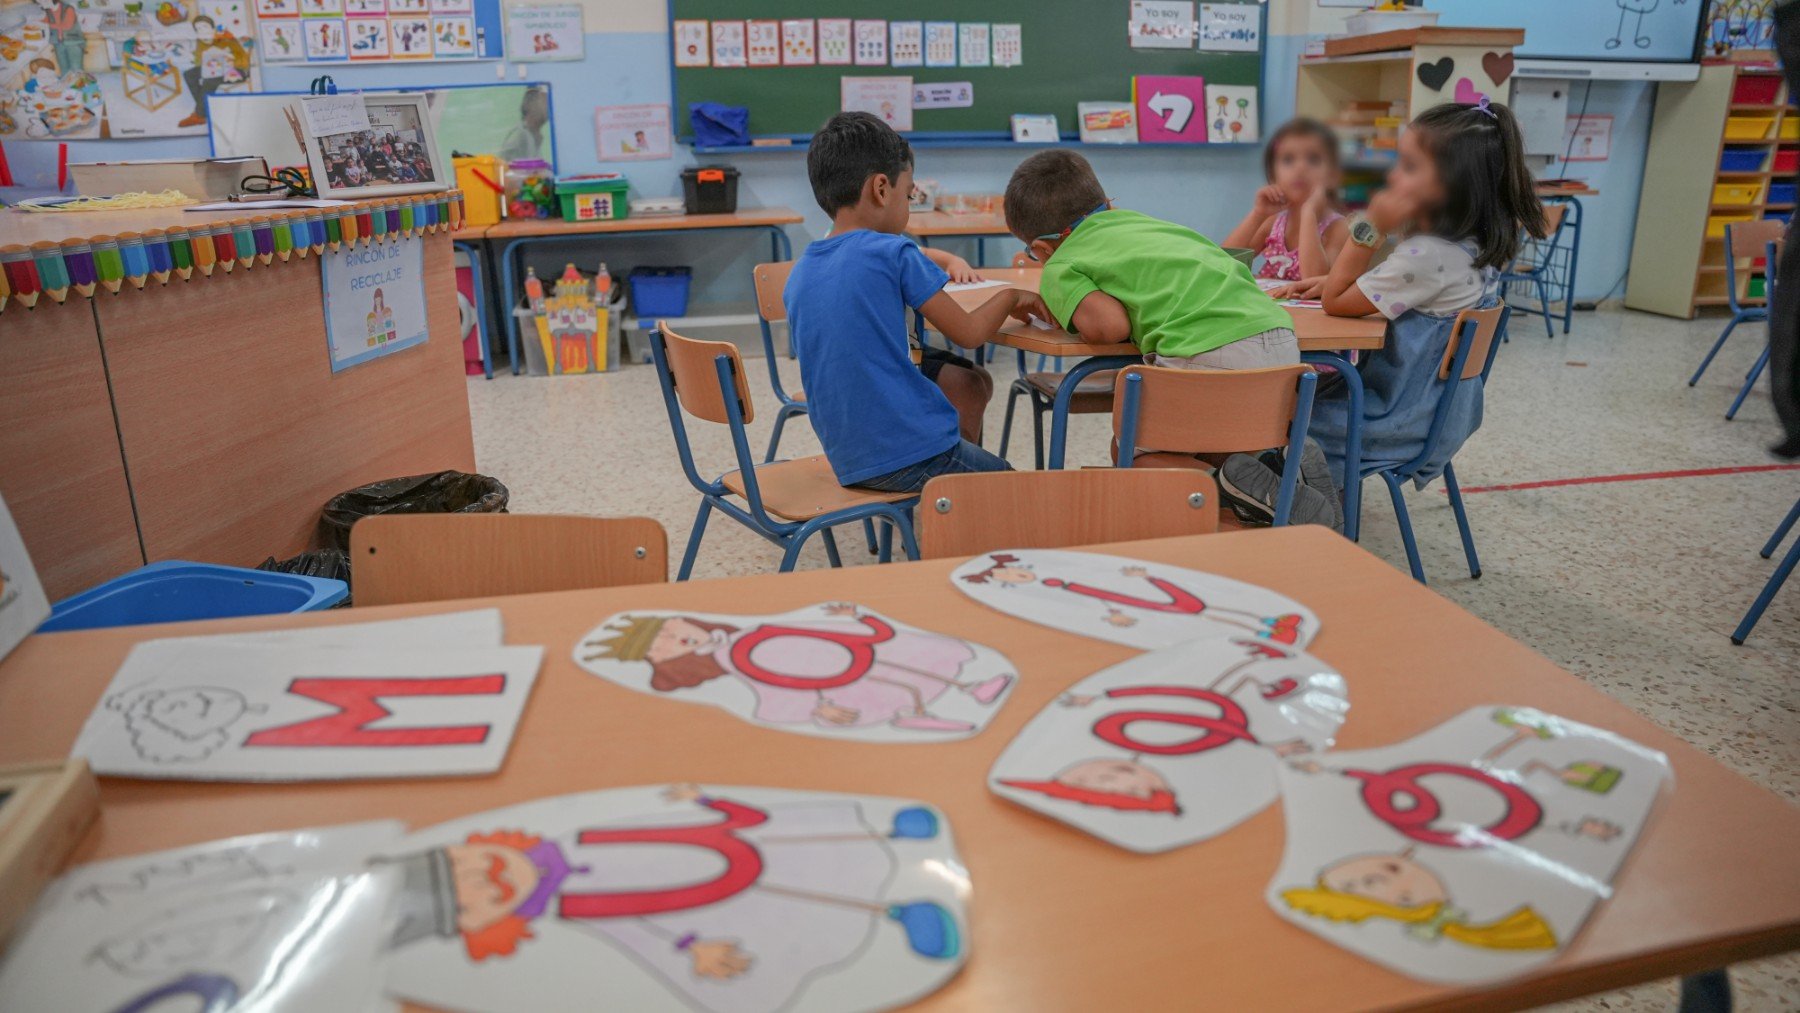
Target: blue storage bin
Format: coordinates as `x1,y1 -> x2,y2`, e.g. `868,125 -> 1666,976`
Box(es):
1767,211 -> 1794,225
1768,182 -> 1797,205
628,267 -> 693,318
39,560 -> 348,632
1720,148 -> 1767,172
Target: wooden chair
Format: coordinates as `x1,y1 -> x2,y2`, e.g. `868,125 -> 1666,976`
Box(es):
1112,364 -> 1318,526
1727,237 -> 1784,421
916,469 -> 1218,559
651,322 -> 920,579
1000,365 -> 1119,471
350,514 -> 667,606
750,260 -> 808,462
1690,219 -> 1786,386
1365,305 -> 1509,585
1499,201 -> 1569,339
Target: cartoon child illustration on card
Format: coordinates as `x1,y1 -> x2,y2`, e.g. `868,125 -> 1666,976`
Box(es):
1265,705 -> 1671,984
989,637 -> 1348,853
575,604 -> 1017,743
378,786 -> 970,1013
951,548 -> 1319,650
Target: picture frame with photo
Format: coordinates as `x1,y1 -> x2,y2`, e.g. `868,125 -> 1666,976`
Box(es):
297,92 -> 448,198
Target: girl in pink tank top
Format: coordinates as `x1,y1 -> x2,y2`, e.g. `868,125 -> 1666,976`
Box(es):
1224,118 -> 1351,284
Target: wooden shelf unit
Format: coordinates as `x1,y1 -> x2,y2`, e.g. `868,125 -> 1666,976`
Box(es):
1626,62 -> 1796,319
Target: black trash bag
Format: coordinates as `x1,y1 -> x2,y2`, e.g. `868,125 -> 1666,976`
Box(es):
319,471 -> 509,551
257,548 -> 354,607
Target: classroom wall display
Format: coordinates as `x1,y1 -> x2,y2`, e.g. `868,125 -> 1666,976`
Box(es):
989,637 -> 1349,853
0,493 -> 49,665
378,785 -> 971,1013
1427,0 -> 1705,63
950,549 -> 1320,650
1130,0 -> 1195,49
1265,706 -> 1671,984
594,101 -> 669,161
913,80 -> 972,110
1078,100 -> 1137,143
1204,82 -> 1257,143
257,0 -> 502,63
841,74 -> 911,131
1705,0 -> 1777,56
1198,2 -> 1260,52
323,230 -> 431,369
0,821 -> 403,1012
1134,73 -> 1207,144
0,0 -> 258,141
503,2 -> 581,62
575,604 -> 1019,743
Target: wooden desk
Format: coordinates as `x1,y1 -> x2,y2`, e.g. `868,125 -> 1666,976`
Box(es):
2,528 -> 1796,1011
474,207 -> 804,374
907,210 -> 1011,265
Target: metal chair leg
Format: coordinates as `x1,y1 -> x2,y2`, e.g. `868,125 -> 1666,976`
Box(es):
764,404 -> 800,462
1734,517 -> 1800,644
1678,969 -> 1733,1013
1690,314 -> 1744,386
1381,471 -> 1427,584
821,527 -> 843,568
999,384 -> 1026,459
779,519 -> 826,572
863,518 -> 879,556
1726,344 -> 1771,420
877,518 -> 894,563
1444,462 -> 1482,579
1534,276 -> 1554,338
1760,497 -> 1800,558
677,498 -> 714,581
1031,397 -> 1047,471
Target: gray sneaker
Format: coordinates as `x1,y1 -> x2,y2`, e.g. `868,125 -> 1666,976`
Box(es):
1295,439 -> 1344,532
1217,452 -> 1340,529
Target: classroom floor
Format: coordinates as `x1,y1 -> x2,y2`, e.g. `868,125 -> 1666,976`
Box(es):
467,304 -> 1800,1011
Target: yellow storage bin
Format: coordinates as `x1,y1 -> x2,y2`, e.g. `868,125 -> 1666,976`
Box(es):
1724,116 -> 1776,140
453,155 -> 505,227
1707,213 -> 1756,239
1714,182 -> 1764,206
1780,117 -> 1800,140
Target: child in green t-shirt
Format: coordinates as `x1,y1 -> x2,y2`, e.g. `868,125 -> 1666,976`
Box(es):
1002,149 -> 1297,369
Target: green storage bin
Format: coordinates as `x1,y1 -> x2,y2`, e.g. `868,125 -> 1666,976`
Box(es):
556,174 -> 632,223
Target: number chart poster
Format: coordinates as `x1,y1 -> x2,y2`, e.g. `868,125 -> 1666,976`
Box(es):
322,237 -> 430,371
255,0 -> 503,64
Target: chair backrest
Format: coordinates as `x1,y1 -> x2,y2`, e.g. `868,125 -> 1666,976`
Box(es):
350,513 -> 668,606
1540,202 -> 1568,235
1727,219 -> 1786,259
1111,364 -> 1313,455
656,321 -> 755,424
752,260 -> 794,324
1437,305 -> 1508,381
916,469 -> 1219,560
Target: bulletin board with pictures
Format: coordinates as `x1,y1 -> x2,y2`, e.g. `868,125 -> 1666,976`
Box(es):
254,0 -> 504,64
667,0 -> 1264,145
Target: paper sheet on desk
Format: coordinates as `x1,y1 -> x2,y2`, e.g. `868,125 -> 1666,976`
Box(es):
184,198 -> 353,210
945,279 -> 1009,292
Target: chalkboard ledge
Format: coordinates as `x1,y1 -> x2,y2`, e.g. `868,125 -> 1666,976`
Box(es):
685,132 -> 1263,155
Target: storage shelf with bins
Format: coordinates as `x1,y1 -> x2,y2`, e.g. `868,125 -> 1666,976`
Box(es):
1627,60 -> 1796,318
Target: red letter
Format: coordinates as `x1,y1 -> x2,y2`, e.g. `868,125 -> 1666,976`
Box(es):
728,616 -> 896,690
560,798 -> 767,918
243,675 -> 504,747
1041,576 -> 1207,614
1090,685 -> 1256,755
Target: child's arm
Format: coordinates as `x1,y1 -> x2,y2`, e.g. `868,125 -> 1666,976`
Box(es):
918,246 -> 982,284
918,288 -> 1029,350
1067,291 -> 1132,342
1223,185 -> 1287,250
1319,191 -> 1413,318
1295,191 -> 1349,279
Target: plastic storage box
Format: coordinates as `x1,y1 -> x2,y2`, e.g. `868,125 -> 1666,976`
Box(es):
453,155 -> 505,227
1714,182 -> 1764,205
1725,116 -> 1776,140
628,267 -> 693,318
1782,118 -> 1800,140
39,560 -> 347,632
1773,149 -> 1799,174
1720,148 -> 1768,172
1708,213 -> 1756,239
681,166 -> 740,214
556,173 -> 632,222
1732,74 -> 1783,105
1768,182 -> 1797,205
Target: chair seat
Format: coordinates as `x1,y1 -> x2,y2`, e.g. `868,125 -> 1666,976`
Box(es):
720,455 -> 913,521
1130,451 -> 1208,471
1021,370 -> 1119,413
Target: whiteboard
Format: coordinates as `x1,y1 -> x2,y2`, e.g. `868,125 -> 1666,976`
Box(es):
1428,0 -> 1705,63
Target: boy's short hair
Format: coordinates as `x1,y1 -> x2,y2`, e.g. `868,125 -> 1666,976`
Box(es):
1004,150 -> 1107,242
807,112 -> 914,217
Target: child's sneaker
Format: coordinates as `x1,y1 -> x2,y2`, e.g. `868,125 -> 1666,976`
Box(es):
1218,454 -> 1339,528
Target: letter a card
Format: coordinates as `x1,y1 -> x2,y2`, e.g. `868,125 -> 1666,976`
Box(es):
950,548 -> 1319,650
1265,706 -> 1671,983
72,619 -> 542,780
573,603 -> 1017,743
990,637 -> 1347,853
380,785 -> 971,1013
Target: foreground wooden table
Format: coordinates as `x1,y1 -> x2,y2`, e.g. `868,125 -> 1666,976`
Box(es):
2,528 -> 1796,1011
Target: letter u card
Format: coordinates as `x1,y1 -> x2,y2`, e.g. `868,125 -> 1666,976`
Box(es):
949,549 -> 1319,650
1265,706 -> 1671,984
989,637 -> 1348,853
379,785 -> 970,1013
574,603 -> 1017,743
73,634 -> 542,781
0,821 -> 403,1013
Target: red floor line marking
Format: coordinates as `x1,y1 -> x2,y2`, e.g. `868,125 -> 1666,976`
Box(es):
1453,463 -> 1800,495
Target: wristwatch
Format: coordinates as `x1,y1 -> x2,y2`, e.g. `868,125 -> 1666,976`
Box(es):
1347,213 -> 1383,250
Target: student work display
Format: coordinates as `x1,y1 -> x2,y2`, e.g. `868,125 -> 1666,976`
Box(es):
668,0 -> 1261,141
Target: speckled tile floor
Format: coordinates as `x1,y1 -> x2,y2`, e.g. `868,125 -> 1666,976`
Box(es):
468,305 -> 1800,1011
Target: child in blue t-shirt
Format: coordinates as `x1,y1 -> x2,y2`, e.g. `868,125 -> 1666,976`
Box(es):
786,112 -> 1042,493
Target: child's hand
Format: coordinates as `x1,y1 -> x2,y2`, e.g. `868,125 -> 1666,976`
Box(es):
1009,290 -> 1051,326
1365,190 -> 1418,235
1301,186 -> 1329,216
941,254 -> 982,284
1252,184 -> 1288,219
1270,276 -> 1326,300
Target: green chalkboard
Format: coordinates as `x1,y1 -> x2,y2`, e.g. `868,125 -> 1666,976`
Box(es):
669,1 -> 1264,143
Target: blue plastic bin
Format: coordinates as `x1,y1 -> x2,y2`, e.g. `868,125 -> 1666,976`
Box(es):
1720,148 -> 1767,173
1766,211 -> 1794,225
1768,182 -> 1797,205
39,560 -> 348,632
628,267 -> 693,318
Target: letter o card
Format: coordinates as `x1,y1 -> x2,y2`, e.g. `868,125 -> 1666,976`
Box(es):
72,640 -> 543,780
950,549 -> 1319,650
379,785 -> 970,1013
1265,706 -> 1671,984
989,637 -> 1347,853
574,603 -> 1018,743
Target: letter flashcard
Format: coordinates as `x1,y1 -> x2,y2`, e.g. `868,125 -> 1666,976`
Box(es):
379,785 -> 971,1013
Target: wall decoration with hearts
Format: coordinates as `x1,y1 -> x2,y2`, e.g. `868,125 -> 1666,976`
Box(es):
1482,51 -> 1515,86
1415,56 -> 1455,92
1408,46 -> 1511,117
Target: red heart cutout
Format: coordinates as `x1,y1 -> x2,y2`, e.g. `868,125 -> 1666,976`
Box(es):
1483,51 -> 1515,86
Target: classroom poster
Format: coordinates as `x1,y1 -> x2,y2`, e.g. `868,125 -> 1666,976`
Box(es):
1198,3 -> 1260,52
0,493 -> 48,665
1205,83 -> 1258,143
1135,74 -> 1207,144
504,3 -> 583,62
1563,114 -> 1613,162
595,102 -> 670,161
1129,0 -> 1195,48
259,0 -> 502,63
673,18 -> 709,66
322,234 -> 430,371
841,75 -> 911,131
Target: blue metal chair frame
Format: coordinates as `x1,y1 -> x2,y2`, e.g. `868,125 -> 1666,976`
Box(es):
1500,196 -> 1582,338
1727,239 -> 1782,420
1364,307 -> 1509,585
1114,368 -> 1319,526
1690,222 -> 1773,387
1733,494 -> 1800,644
649,328 -> 919,580
452,240 -> 493,379
754,294 -> 808,463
